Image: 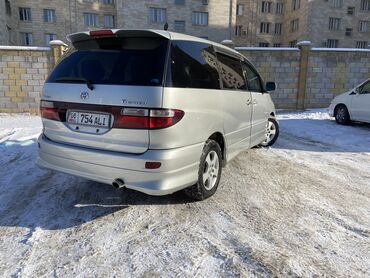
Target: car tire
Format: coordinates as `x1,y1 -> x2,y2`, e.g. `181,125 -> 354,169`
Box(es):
260,117 -> 279,147
334,105 -> 351,125
184,139 -> 222,201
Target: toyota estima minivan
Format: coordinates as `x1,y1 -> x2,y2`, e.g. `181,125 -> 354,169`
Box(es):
37,29 -> 279,200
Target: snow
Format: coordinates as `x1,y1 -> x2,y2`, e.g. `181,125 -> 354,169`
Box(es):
0,110 -> 369,277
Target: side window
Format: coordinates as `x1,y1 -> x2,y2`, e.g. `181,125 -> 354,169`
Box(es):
242,62 -> 263,92
216,52 -> 247,90
360,82 -> 370,94
167,41 -> 220,89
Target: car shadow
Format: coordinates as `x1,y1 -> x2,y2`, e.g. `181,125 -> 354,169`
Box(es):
0,139 -> 194,231
273,118 -> 370,153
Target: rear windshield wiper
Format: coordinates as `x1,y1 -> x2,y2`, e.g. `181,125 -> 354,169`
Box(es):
54,77 -> 95,90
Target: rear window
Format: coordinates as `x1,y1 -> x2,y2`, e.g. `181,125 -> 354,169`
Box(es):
47,37 -> 168,86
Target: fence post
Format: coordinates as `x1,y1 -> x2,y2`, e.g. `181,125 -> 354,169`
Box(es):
296,41 -> 312,109
221,39 -> 235,49
49,40 -> 68,66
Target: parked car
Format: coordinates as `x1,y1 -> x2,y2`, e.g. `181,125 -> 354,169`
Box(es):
37,29 -> 279,200
329,79 -> 370,125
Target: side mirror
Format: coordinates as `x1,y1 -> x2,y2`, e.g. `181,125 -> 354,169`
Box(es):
355,87 -> 361,94
265,82 -> 276,92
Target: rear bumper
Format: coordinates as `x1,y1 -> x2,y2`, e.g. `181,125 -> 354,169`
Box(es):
328,103 -> 336,117
37,135 -> 202,195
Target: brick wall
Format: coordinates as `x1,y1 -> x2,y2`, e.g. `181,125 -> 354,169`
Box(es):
237,47 -> 301,109
1,42 -> 370,113
0,46 -> 53,113
238,45 -> 370,109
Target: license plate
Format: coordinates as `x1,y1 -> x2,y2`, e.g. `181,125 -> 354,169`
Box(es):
67,111 -> 111,128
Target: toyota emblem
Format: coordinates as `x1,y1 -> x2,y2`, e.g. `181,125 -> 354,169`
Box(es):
80,92 -> 89,100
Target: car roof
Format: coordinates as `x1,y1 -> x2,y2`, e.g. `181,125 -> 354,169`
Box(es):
67,29 -> 243,59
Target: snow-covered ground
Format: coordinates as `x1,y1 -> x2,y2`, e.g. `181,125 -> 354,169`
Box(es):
0,110 -> 369,277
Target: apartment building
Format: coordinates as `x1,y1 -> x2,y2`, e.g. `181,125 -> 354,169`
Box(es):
1,0 -> 370,48
0,0 -> 234,46
234,0 -> 370,48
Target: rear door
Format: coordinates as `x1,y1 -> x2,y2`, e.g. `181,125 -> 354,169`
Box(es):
350,81 -> 370,122
216,51 -> 253,155
42,35 -> 169,153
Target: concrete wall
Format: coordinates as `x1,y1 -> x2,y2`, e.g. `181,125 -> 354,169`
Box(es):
0,46 -> 53,113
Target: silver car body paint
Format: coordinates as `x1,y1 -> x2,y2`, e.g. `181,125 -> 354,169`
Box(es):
37,29 -> 277,195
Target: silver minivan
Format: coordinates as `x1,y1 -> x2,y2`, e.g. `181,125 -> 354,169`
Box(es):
37,29 -> 279,200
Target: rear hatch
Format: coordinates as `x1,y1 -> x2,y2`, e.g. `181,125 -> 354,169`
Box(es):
41,30 -> 169,154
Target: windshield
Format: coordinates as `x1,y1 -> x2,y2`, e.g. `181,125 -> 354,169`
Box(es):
47,37 -> 168,87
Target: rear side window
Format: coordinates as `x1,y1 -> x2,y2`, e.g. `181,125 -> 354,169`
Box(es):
167,40 -> 220,89
47,37 -> 168,86
216,53 -> 247,90
242,62 -> 263,92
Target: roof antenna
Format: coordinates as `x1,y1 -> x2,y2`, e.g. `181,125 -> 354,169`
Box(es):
164,22 -> 168,31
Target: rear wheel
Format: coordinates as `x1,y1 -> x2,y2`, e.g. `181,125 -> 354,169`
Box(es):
185,139 -> 222,201
334,105 -> 351,125
260,117 -> 279,147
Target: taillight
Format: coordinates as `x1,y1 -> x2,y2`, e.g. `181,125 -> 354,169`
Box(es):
149,109 -> 184,129
114,108 -> 184,129
40,101 -> 60,121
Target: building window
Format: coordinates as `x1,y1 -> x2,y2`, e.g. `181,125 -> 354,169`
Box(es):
292,0 -> 300,10
104,15 -> 115,28
330,0 -> 343,8
274,23 -> 282,35
45,33 -> 57,45
44,9 -> 56,23
273,43 -> 282,47
327,39 -> 339,48
236,4 -> 244,16
345,28 -> 353,36
259,42 -> 269,47
359,21 -> 369,32
192,12 -> 208,26
260,22 -> 270,33
20,32 -> 33,45
175,0 -> 185,5
347,7 -> 355,15
290,40 -> 297,47
202,0 -> 208,5
290,19 -> 299,32
101,0 -> 114,4
276,3 -> 284,14
329,18 -> 341,30
5,0 -> 11,15
235,25 -> 242,36
360,0 -> 370,11
174,20 -> 186,32
261,1 -> 272,13
19,7 -> 31,21
150,8 -> 167,23
356,41 -> 368,48
84,13 -> 99,27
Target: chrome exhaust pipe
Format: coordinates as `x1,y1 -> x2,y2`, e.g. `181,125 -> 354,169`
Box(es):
112,178 -> 124,189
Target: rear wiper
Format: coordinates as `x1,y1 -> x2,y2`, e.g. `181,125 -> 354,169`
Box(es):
54,77 -> 95,90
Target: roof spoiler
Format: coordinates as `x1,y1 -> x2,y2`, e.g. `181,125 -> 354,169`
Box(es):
67,29 -> 171,45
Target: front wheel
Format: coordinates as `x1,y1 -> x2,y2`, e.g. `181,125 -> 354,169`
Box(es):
184,139 -> 222,201
260,117 -> 279,147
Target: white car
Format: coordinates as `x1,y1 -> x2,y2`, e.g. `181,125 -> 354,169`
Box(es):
329,79 -> 370,125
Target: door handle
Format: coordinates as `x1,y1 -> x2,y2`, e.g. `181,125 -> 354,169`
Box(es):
253,99 -> 258,104
246,99 -> 251,105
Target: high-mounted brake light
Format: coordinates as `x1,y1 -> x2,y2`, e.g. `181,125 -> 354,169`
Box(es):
89,30 -> 114,38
